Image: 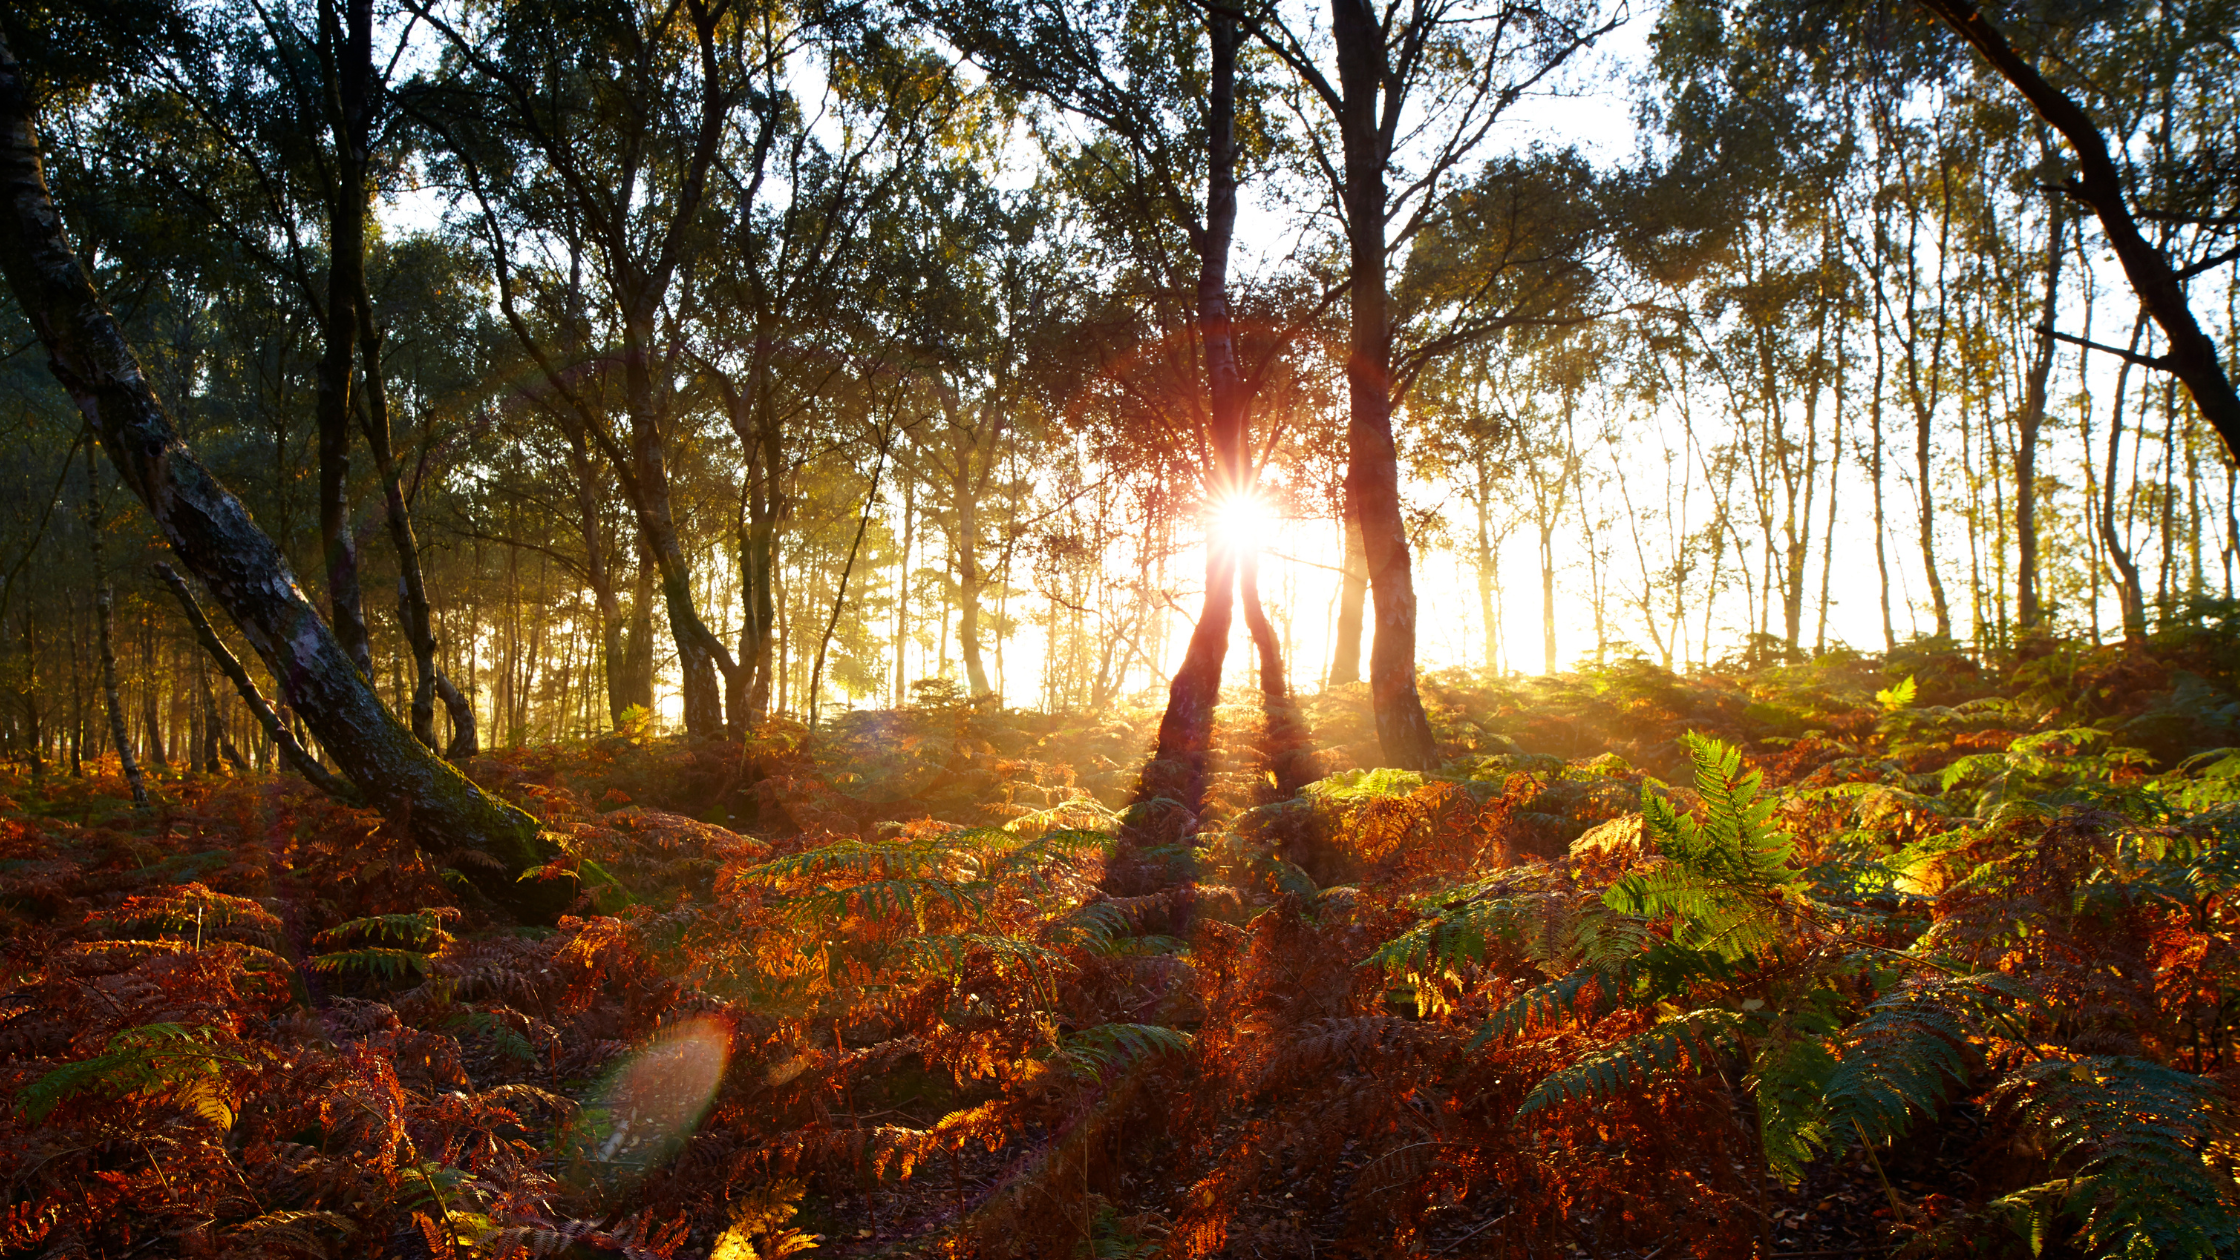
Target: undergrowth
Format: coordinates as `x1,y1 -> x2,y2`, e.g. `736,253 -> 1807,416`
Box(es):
5,640 -> 2240,1258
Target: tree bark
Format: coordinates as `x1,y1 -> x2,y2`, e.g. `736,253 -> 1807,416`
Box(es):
1240,547 -> 1285,699
314,0 -> 375,679
0,39 -> 555,914
1333,0 -> 1437,769
1917,0 -> 2240,462
87,443 -> 146,808
1152,8 -> 1248,788
1473,455 -> 1499,673
2101,318 -> 2150,643
1329,510 -> 1367,685
2017,196 -> 2066,631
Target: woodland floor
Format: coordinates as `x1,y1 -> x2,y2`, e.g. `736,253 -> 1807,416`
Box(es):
6,630 -> 2240,1259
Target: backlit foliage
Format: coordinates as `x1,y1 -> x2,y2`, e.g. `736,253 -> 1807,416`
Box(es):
5,642 -> 2240,1257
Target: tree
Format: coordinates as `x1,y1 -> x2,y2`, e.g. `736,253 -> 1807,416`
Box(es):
414,0 -> 762,737
1240,0 -> 1617,767
1916,0 -> 2240,462
0,27 -> 554,911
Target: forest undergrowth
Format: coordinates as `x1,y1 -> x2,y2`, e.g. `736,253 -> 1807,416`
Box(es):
7,632 -> 2240,1259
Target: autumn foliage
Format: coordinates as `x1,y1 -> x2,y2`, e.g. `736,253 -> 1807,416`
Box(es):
6,642 -> 2240,1258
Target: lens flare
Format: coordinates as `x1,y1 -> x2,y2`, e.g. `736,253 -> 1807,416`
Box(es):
1207,491 -> 1279,553
568,1015 -> 731,1183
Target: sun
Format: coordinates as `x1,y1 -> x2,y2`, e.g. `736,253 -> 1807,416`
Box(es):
1207,490 -> 1281,554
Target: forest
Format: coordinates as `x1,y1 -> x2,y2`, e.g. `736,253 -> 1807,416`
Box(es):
2,0 -> 2240,1254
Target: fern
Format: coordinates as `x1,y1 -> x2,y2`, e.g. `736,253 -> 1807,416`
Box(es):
1054,1023 -> 1194,1082
1748,1034 -> 1839,1180
1606,732 -> 1802,963
1304,767 -> 1427,808
1825,975 -> 2018,1148
1516,1007 -> 1745,1117
1875,675 -> 1918,712
307,947 -> 431,982
1989,1055 -> 2240,1259
446,1010 -> 540,1066
22,1023 -> 251,1128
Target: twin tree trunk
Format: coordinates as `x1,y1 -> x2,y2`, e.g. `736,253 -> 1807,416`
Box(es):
1152,10 -> 1252,792
0,34 -> 557,915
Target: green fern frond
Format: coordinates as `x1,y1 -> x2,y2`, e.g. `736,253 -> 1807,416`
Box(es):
1304,767 -> 1427,808
22,1023 -> 249,1126
1825,977 -> 2012,1149
1517,1008 -> 1744,1118
1608,733 -> 1803,963
1991,1056 -> 2240,1260
311,908 -> 459,951
307,947 -> 430,982
1749,1034 -> 1838,1182
1054,1023 -> 1193,1081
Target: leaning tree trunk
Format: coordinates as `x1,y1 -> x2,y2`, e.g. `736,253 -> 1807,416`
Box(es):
1333,0 -> 1438,770
1240,547 -> 1285,699
0,37 -> 556,915
1918,0 -> 2240,463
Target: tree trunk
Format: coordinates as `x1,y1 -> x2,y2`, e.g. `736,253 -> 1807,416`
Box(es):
2016,198 -> 2066,632
354,308 -> 454,750
1152,7 -> 1248,784
951,447 -> 995,699
1240,547 -> 1285,698
87,444 -> 146,808
0,40 -> 556,914
2101,318 -> 2150,643
1473,456 -> 1499,673
622,308 -> 735,736
1329,510 -> 1368,684
894,457 -> 914,707
1332,0 -> 1437,768
314,0 -> 375,679
1914,390 -> 1952,640
1540,513 -> 1559,674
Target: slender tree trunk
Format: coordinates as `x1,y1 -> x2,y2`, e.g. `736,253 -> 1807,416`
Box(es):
953,460 -> 993,698
87,444 -> 146,807
314,0 -> 375,679
2102,317 -> 2151,642
354,301 -> 454,750
0,42 -> 554,913
894,458 -> 914,707
2016,200 -> 2065,632
1474,456 -> 1499,673
1332,0 -> 1437,768
1329,511 -> 1367,684
810,431 -> 893,726
1240,548 -> 1284,698
1815,339 -> 1845,656
1541,513 -> 1559,674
